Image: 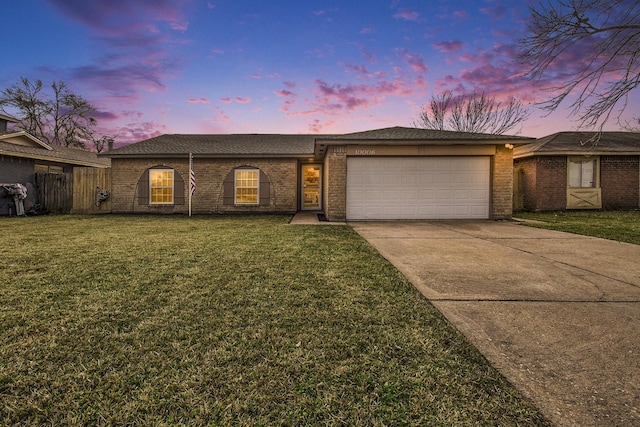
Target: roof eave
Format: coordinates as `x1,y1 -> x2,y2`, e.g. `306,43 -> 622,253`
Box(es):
0,131 -> 53,150
0,150 -> 110,167
514,150 -> 640,159
314,138 -> 533,157
103,153 -> 315,159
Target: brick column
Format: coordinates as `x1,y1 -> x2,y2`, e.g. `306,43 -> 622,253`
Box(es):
324,146 -> 347,221
492,145 -> 514,219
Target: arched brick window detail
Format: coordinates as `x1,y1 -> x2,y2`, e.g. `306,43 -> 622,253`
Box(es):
137,166 -> 185,205
222,167 -> 270,206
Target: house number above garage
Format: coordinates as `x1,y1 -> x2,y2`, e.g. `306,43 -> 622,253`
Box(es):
354,149 -> 376,155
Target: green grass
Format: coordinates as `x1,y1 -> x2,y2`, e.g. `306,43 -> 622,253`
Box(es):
515,210 -> 640,245
0,215 -> 549,426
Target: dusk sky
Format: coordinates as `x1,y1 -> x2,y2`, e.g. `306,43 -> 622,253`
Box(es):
3,0 -> 638,146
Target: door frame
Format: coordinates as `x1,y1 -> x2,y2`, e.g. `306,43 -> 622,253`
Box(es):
300,163 -> 322,211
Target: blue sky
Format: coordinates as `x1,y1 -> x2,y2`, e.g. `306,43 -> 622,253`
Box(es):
2,0 -> 637,145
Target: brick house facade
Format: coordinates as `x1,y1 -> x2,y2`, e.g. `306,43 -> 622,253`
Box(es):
103,127 -> 531,221
110,157 -> 298,214
513,132 -> 640,211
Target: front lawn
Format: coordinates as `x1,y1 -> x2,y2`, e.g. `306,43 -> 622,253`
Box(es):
515,210 -> 640,245
0,215 -> 548,426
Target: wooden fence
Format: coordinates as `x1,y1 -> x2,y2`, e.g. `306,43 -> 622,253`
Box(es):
36,172 -> 73,214
72,168 -> 111,214
35,168 -> 111,214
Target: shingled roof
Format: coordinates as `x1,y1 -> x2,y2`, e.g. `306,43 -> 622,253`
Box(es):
0,132 -> 110,167
321,126 -> 534,142
103,127 -> 534,159
514,132 -> 640,158
103,133 -> 318,158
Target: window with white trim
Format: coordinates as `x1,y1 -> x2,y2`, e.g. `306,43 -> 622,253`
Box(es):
568,157 -> 599,188
235,169 -> 259,204
149,168 -> 174,204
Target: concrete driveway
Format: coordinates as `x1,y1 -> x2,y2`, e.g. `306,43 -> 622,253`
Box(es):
351,220 -> 640,427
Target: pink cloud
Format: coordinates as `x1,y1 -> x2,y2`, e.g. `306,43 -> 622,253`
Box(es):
280,75 -> 425,119
393,9 -> 420,21
433,40 -> 464,54
345,64 -> 371,77
44,0 -> 193,109
220,97 -> 232,104
187,97 -> 210,104
235,97 -> 251,104
112,120 -> 169,145
308,119 -> 335,133
316,80 -> 371,111
46,0 -> 190,36
212,106 -> 230,123
275,89 -> 296,98
480,3 -> 508,21
397,49 -> 428,74
249,74 -> 261,79
454,10 -> 469,19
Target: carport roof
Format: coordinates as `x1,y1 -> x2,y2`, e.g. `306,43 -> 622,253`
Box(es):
514,131 -> 640,158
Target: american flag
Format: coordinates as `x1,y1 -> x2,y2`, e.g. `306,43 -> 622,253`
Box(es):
189,153 -> 196,196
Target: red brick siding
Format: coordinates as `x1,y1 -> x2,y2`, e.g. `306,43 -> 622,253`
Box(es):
535,156 -> 567,211
514,156 -> 566,211
323,146 -> 347,221
514,157 -> 537,211
492,146 -> 514,219
111,158 -> 298,214
600,156 -> 640,209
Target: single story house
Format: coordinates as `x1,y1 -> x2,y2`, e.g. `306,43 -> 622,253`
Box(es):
513,132 -> 640,211
102,126 -> 531,221
0,114 -> 111,215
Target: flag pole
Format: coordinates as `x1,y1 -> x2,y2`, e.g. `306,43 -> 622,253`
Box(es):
188,153 -> 193,217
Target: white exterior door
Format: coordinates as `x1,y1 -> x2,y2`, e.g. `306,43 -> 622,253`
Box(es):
346,156 -> 490,220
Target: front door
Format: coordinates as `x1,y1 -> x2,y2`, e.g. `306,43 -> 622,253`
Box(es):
301,164 -> 321,210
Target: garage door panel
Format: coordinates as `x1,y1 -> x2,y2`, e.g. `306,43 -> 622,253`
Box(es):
347,157 -> 490,220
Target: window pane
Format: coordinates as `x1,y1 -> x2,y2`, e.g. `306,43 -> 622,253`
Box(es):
569,159 -> 596,188
568,160 -> 582,188
581,160 -> 595,187
150,169 -> 174,204
235,169 -> 259,204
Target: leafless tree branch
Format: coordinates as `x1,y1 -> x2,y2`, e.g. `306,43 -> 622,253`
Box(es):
415,91 -> 530,134
519,0 -> 640,129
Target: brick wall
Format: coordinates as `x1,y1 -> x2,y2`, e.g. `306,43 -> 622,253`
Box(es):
323,145 -> 347,221
514,157 -> 537,211
535,156 -> 567,211
601,155 -> 640,209
492,145 -> 514,219
111,157 -> 298,214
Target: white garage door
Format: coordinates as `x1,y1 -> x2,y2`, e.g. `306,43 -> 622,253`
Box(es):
346,156 -> 490,220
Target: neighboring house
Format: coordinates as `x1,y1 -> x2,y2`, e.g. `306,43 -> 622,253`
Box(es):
102,126 -> 531,221
0,114 -> 111,215
513,132 -> 640,211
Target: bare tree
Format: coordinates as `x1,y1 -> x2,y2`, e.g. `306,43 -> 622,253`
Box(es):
91,135 -> 115,153
0,77 -> 114,150
416,91 -> 530,134
519,0 -> 640,129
